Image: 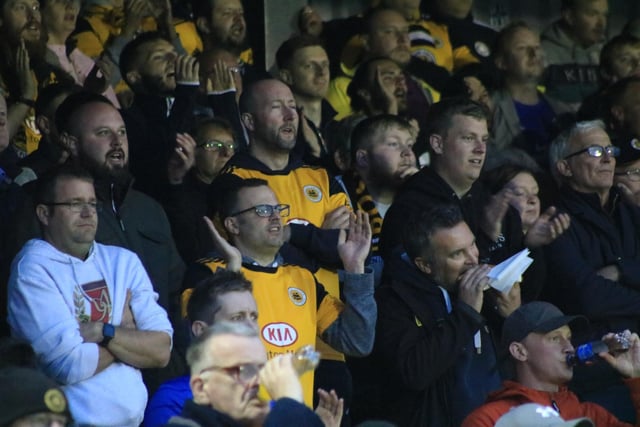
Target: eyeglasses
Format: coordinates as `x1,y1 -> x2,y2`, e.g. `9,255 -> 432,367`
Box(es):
43,201 -> 102,213
229,204 -> 290,218
564,145 -> 620,160
615,168 -> 640,182
199,363 -> 263,384
196,140 -> 237,153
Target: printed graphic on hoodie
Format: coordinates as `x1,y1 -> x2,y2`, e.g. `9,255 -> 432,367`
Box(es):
74,280 -> 112,322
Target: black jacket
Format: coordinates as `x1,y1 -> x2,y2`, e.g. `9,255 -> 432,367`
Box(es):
122,84 -> 198,202
545,186 -> 640,335
368,255 -> 501,427
380,166 -> 524,266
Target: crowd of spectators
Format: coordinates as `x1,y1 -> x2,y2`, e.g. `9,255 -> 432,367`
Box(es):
2,0 -> 640,426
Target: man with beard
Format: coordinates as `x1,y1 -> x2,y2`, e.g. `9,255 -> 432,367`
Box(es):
491,22 -> 572,169
347,57 -> 412,121
192,0 -> 268,86
119,32 -> 199,202
7,164 -> 173,426
276,35 -> 336,169
339,114 -> 419,283
0,0 -> 73,165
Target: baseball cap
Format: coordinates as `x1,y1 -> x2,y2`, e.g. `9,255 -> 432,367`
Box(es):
612,131 -> 640,165
495,403 -> 594,427
501,302 -> 588,349
0,367 -> 71,426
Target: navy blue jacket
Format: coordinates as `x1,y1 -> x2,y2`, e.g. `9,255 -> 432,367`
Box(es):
545,186 -> 640,336
366,254 -> 501,427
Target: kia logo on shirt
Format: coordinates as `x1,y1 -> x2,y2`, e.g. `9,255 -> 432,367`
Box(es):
262,322 -> 298,347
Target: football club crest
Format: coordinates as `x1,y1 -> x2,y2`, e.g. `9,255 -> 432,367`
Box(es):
303,185 -> 322,202
631,138 -> 640,150
475,41 -> 490,58
44,389 -> 67,413
288,287 -> 307,306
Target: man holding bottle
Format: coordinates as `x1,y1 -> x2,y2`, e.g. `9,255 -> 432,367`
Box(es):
462,302 -> 640,427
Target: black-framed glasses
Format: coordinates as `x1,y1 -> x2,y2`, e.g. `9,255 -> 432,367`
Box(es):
229,204 -> 290,218
196,140 -> 237,153
615,168 -> 640,182
564,145 -> 620,160
199,363 -> 263,384
43,201 -> 102,213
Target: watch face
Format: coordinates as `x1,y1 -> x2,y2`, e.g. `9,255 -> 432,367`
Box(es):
103,323 -> 115,339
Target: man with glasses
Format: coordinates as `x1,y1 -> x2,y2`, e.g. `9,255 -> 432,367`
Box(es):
546,119 -> 640,421
7,164 -> 173,426
187,176 -> 375,410
164,117 -> 237,263
166,321 -> 329,427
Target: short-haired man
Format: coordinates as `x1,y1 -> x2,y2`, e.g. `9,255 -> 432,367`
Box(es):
166,321 -> 329,427
143,270 -> 257,427
191,177 -> 375,408
491,22 -> 571,168
0,366 -> 73,427
340,114 -> 418,281
192,0 -> 269,86
462,302 -> 640,426
381,97 -> 567,268
276,35 -> 336,168
541,0 -> 609,109
8,165 -> 173,426
369,204 -> 516,427
546,120 -> 640,419
119,32 -> 199,201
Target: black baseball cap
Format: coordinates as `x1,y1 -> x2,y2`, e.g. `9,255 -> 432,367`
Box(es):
501,302 -> 588,349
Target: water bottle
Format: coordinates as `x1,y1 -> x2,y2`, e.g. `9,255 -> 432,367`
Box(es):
567,332 -> 631,366
292,345 -> 320,375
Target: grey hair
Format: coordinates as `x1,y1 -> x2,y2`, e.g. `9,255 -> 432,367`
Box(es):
186,321 -> 259,373
548,120 -> 607,185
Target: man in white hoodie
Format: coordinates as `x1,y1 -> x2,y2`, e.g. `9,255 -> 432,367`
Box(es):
7,164 -> 173,427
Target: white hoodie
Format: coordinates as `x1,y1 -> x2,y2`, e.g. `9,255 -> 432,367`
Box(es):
8,239 -> 173,427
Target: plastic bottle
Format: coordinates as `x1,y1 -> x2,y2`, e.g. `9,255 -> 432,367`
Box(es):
567,332 -> 631,366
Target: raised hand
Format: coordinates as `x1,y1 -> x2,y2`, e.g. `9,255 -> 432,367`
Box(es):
524,206 -> 571,248
598,330 -> 640,378
321,205 -> 351,230
16,39 -> 36,101
203,216 -> 242,272
206,59 -> 236,92
167,132 -> 196,184
481,189 -> 512,241
175,54 -> 199,84
337,210 -> 372,274
298,6 -> 323,36
259,354 -> 304,402
457,264 -> 490,313
374,65 -> 399,115
315,389 -> 344,427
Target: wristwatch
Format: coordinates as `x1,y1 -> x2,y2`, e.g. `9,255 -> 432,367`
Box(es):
101,323 -> 115,346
